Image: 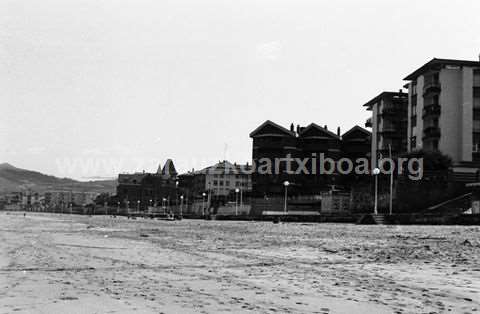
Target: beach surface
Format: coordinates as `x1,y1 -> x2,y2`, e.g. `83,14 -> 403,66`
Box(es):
0,212 -> 479,313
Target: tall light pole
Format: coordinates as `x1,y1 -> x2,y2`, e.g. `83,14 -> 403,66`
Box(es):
235,188 -> 240,216
137,200 -> 140,213
127,200 -> 130,216
117,201 -> 120,215
162,198 -> 167,215
175,180 -> 179,216
283,181 -> 290,214
180,195 -> 184,217
373,168 -> 380,215
202,192 -> 206,217
388,144 -> 393,215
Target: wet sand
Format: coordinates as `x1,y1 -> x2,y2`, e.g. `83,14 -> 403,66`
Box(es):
0,212 -> 479,313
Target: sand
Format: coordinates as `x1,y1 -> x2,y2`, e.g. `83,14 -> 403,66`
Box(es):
0,212 -> 479,314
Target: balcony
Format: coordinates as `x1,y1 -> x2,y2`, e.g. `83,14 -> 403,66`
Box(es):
379,107 -> 398,117
380,125 -> 397,133
423,81 -> 441,96
423,126 -> 441,139
422,104 -> 441,118
365,117 -> 372,128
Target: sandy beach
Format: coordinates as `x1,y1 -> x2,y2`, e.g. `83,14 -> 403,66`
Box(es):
0,212 -> 479,314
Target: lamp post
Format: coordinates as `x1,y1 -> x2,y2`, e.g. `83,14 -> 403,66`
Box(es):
372,167 -> 380,215
235,188 -> 240,216
162,198 -> 167,215
180,195 -> 184,218
104,201 -> 108,216
283,181 -> 290,214
175,180 -> 179,216
127,200 -> 130,217
137,200 -> 140,213
117,201 -> 120,216
202,192 -> 206,217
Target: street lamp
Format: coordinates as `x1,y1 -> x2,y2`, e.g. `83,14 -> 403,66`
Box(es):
117,201 -> 120,215
137,200 -> 140,213
202,192 -> 206,217
235,188 -> 240,216
127,200 -> 130,216
372,167 -> 381,215
180,195 -> 184,217
283,181 -> 290,214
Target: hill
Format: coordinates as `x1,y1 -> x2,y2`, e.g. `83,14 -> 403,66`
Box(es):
0,163 -> 117,194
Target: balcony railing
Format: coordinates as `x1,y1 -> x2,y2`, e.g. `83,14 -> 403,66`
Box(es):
423,81 -> 441,95
422,104 -> 441,118
365,117 -> 372,128
423,126 -> 441,139
380,125 -> 397,133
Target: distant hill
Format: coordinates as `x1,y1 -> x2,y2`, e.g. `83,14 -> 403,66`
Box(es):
0,163 -> 117,194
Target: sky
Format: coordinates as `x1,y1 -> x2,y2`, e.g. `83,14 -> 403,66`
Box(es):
1,0 -> 480,180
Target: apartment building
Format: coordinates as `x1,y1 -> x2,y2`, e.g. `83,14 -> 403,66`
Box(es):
115,159 -> 178,209
404,58 -> 480,169
44,191 -> 97,206
364,91 -> 408,167
249,120 -> 371,197
180,161 -> 252,199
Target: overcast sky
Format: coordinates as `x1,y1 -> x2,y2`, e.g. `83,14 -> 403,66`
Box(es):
1,0 -> 479,180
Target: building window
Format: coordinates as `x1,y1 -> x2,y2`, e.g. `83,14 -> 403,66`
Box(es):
225,181 -> 230,186
220,181 -> 224,186
474,70 -> 480,87
213,180 -> 218,186
411,115 -> 417,128
410,136 -> 417,150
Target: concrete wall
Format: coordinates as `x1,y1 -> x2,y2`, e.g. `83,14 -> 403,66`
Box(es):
416,76 -> 424,148
461,67 -> 474,162
439,67 -> 463,162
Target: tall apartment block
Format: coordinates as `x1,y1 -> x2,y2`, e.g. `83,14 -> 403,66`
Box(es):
404,58 -> 480,172
364,91 -> 408,167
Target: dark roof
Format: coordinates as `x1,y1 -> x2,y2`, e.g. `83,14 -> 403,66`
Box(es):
404,58 -> 480,81
249,120 -> 295,138
298,123 -> 341,140
341,125 -> 371,138
363,91 -> 407,109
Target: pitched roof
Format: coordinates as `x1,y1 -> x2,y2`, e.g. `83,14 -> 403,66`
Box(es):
298,123 -> 340,140
249,120 -> 295,138
363,91 -> 407,109
404,58 -> 480,81
341,125 -> 371,139
160,159 -> 178,178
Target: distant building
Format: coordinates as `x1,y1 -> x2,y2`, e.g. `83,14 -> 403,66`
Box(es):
179,160 -> 252,200
44,191 -> 97,207
363,91 -> 409,166
115,159 -> 178,209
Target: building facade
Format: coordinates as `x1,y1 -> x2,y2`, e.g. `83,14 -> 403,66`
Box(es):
179,160 -> 252,200
249,120 -> 371,198
115,159 -> 178,209
404,58 -> 480,167
45,191 -> 98,207
364,91 -> 408,167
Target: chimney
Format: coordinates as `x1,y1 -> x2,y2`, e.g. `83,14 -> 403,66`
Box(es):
337,127 -> 341,136
324,125 -> 328,130
290,123 -> 294,132
296,124 -> 300,134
